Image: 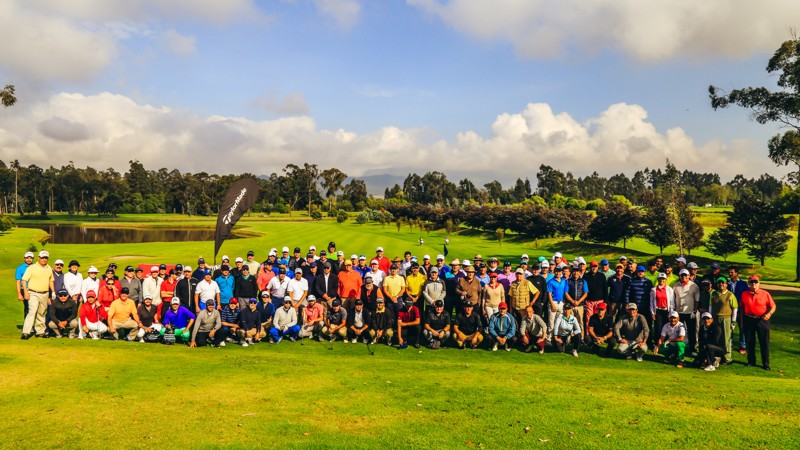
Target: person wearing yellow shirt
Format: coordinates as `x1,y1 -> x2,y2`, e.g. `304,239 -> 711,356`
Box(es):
405,264 -> 427,311
21,251 -> 55,340
382,265 -> 407,316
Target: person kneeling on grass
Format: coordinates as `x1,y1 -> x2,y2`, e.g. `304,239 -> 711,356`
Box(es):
257,292 -> 276,341
322,299 -> 348,343
78,291 -> 108,340
423,300 -> 451,349
270,297 -> 300,344
698,312 -> 727,371
108,287 -> 141,341
487,302 -> 517,352
161,298 -> 196,344
191,300 -> 221,348
453,301 -> 483,350
369,298 -> 394,345
654,311 -> 687,368
519,305 -> 547,354
136,295 -> 162,342
614,302 -> 649,362
299,295 -> 323,339
346,299 -> 371,343
48,288 -> 78,338
552,303 -> 582,358
397,299 -> 421,350
238,298 -> 263,347
217,299 -> 240,347
586,303 -> 617,356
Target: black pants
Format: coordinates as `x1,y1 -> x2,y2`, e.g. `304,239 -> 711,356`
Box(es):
652,309 -> 669,344
347,327 -> 370,341
399,325 -> 420,346
701,344 -> 726,366
744,316 -> 770,367
553,334 -> 581,353
487,334 -> 518,347
216,326 -> 235,344
195,331 -> 211,347
678,313 -> 696,351
588,336 -> 617,354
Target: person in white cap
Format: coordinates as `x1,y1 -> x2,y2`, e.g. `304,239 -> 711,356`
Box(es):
142,265 -> 163,308
675,257 -> 687,271
20,251 -> 55,339
434,255 -> 450,277
15,251 -> 35,326
287,268 -> 309,310
673,268 -> 699,355
614,302 -> 650,361
698,312 -> 726,371
649,272 -> 675,347
654,311 -> 687,368
373,246 -> 391,274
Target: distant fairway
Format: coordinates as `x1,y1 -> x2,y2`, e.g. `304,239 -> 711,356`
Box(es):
1,215 -> 798,448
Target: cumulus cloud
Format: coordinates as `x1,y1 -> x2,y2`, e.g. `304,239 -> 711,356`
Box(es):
408,0 -> 800,62
315,0 -> 361,29
0,0 -> 264,82
0,92 -> 782,186
250,92 -> 310,116
160,29 -> 197,56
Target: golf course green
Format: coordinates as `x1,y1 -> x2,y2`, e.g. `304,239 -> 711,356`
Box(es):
1,214 -> 798,449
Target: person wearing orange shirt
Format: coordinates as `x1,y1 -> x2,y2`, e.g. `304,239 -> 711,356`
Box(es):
740,276 -> 776,370
337,260 -> 363,310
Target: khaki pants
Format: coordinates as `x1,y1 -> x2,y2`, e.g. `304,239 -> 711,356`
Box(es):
48,319 -> 79,336
716,316 -> 733,362
23,291 -> 49,335
369,328 -> 394,343
455,331 -> 484,348
321,326 -> 347,340
111,319 -> 139,340
572,305 -> 585,339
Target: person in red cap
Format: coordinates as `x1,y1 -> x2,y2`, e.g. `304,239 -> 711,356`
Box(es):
487,302 -> 516,351
78,290 -> 108,339
583,260 -> 607,334
586,302 -> 617,356
740,276 -> 776,370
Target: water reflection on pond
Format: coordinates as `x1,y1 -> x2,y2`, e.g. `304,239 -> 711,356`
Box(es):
19,224 -> 243,244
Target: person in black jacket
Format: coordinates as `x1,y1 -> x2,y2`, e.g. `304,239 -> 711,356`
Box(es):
423,300 -> 451,349
345,300 -> 372,343
314,263 -> 339,311
453,301 -> 483,350
175,267 -> 199,311
369,298 -> 394,345
48,289 -> 78,338
526,264 -> 548,318
238,299 -> 262,347
234,266 -> 258,303
698,312 -> 727,371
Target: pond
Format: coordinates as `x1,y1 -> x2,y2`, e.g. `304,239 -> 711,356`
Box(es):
19,224 -> 244,244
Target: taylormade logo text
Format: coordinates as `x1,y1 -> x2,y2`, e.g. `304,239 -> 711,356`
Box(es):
222,188 -> 248,225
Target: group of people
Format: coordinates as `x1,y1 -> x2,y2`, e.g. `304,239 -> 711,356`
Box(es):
15,243 -> 777,370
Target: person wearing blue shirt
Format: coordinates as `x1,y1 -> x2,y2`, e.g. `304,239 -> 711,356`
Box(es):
564,265 -> 588,340
629,266 -> 654,335
16,251 -> 35,325
215,271 -> 236,307
160,298 -> 196,343
546,266 -> 568,339
487,302 -> 517,351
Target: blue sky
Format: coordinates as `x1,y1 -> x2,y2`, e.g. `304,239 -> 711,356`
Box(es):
0,0 -> 796,191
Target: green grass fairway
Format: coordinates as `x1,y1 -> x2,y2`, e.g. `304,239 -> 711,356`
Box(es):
2,217 -> 799,448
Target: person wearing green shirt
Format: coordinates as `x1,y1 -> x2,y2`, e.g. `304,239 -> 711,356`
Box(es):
711,277 -> 738,364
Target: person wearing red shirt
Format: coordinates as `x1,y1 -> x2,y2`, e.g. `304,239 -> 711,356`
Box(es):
159,269 -> 179,320
96,278 -> 119,321
740,276 -> 776,370
373,246 -> 391,275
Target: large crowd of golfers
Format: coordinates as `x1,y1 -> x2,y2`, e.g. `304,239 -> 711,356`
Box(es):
16,242 -> 776,371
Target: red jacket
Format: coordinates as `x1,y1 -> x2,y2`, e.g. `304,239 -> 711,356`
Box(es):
79,302 -> 101,326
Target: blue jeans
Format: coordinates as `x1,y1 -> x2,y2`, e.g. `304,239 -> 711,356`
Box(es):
270,325 -> 300,341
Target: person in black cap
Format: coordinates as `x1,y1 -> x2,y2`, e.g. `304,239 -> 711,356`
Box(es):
106,263 -> 119,281
192,259 -> 207,282
48,289 -> 78,338
288,247 -> 305,272
423,300 -> 450,349
121,265 -> 142,305
322,298 -> 347,342
453,301 -> 483,349
246,250 -> 259,274
174,264 -> 184,279
345,299 -> 371,343
157,263 -> 168,280
369,298 -> 394,345
63,259 -> 83,304
397,298 -> 421,349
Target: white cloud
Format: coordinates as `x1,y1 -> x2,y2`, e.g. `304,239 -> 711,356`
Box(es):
250,92 -> 310,116
315,0 -> 361,29
408,0 -> 800,62
160,29 -> 197,56
0,92 -> 783,185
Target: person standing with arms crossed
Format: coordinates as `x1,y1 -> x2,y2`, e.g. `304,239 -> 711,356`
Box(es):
740,276 -> 776,371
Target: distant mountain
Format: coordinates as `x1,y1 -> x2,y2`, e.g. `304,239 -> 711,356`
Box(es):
257,173 -> 405,197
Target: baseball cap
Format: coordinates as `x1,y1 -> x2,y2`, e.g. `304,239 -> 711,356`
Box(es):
295,268 -> 303,274
57,288 -> 69,296
503,261 -> 512,267
159,264 -> 167,270
619,255 -> 627,261
249,298 -> 258,304
429,267 -> 439,273
701,312 -> 713,319
54,259 -> 64,266
636,265 -> 646,272
590,261 -> 598,267
197,258 -> 205,264
600,259 -> 609,265
248,250 -> 255,256
515,268 -> 525,274
260,291 -> 269,298
221,255 -> 229,262
307,295 -> 316,301
350,254 -> 358,260
716,277 -> 728,284
120,287 -> 129,294
328,242 -> 336,249
489,272 -> 498,278
711,262 -> 721,269
332,299 -> 341,307
355,299 -> 364,305
283,296 -> 292,303
86,290 -> 97,298
669,311 -> 679,318
184,266 -> 192,272
553,252 -> 562,259
563,303 -> 573,311
748,275 -> 760,282
235,257 -> 244,263
436,255 -> 444,261
463,301 -> 474,307
626,303 -> 638,310
403,298 -> 414,306
423,254 -> 431,260
143,294 -> 152,300
319,250 -> 327,256
230,298 -> 239,304
498,302 -> 508,310
125,265 -> 134,272
309,245 -> 317,250
657,272 -> 668,279
540,261 -> 550,268
69,260 -> 80,267
615,264 -> 625,270
596,303 -> 607,310
376,297 -> 384,303
282,246 -> 290,253
38,250 -> 49,258
171,298 -> 180,305
675,257 -> 687,264
24,251 -> 34,258
295,247 -> 302,253
206,300 -> 216,307
687,262 -> 699,269
521,254 -> 529,259
278,268 -> 286,274
679,269 -> 690,276
359,255 -> 366,260
376,246 -> 384,252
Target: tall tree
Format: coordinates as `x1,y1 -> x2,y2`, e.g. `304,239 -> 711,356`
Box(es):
320,168 -> 347,211
710,36 -> 800,279
583,201 -> 640,248
1,84 -> 15,108
725,195 -> 791,266
705,226 -> 741,261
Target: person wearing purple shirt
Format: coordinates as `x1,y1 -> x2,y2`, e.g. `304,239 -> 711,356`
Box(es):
160,299 -> 196,343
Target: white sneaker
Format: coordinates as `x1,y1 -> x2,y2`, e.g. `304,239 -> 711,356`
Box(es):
538,348 -> 544,355
77,335 -> 84,340
55,334 -> 62,339
90,332 -> 99,340
704,365 -> 716,371
370,339 -> 377,345
219,341 -> 226,347
139,338 -> 144,343
492,343 -> 498,352
68,333 -> 75,339
344,339 -> 350,344
505,344 -> 512,352
636,355 -> 643,362
572,349 -> 579,358
241,341 -> 249,347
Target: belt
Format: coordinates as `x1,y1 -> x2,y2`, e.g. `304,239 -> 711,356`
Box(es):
29,289 -> 47,294
656,308 -> 668,311
745,314 -> 763,319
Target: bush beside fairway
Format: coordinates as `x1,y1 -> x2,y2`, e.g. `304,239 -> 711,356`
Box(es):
1,218 -> 799,448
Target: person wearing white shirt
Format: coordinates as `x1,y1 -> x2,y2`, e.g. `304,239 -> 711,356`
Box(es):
63,260 -> 83,301
287,268 -> 309,310
266,269 -> 290,308
194,272 -> 221,311
80,267 -> 99,303
141,266 -> 163,307
654,311 -> 687,368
